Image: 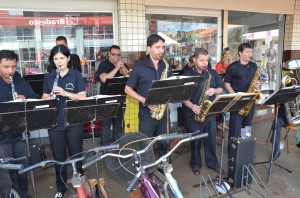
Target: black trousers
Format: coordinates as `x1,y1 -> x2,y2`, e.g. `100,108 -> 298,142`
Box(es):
139,113 -> 169,158
100,115 -> 124,146
184,115 -> 219,170
228,105 -> 255,156
0,140 -> 28,198
48,124 -> 83,193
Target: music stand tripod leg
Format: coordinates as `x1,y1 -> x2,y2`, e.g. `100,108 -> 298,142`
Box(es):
90,119 -> 100,184
24,131 -> 38,198
265,104 -> 292,182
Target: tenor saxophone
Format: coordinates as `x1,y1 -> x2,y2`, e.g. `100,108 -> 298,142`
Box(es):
194,69 -> 212,123
150,58 -> 169,120
50,66 -> 61,99
10,76 -> 18,101
238,61 -> 263,116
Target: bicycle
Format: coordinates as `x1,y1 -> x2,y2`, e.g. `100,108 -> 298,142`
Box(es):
0,153 -> 25,198
19,144 -> 119,198
83,131 -> 208,198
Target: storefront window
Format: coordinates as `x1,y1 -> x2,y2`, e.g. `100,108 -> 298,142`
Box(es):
0,11 -> 114,75
228,11 -> 279,91
146,14 -> 219,69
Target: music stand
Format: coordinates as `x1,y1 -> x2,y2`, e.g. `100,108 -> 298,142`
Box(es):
0,99 -> 58,198
144,76 -> 203,106
254,86 -> 300,182
64,95 -> 125,183
105,77 -> 128,95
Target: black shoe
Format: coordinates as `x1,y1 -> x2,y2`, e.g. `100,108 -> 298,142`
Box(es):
272,150 -> 281,161
54,192 -> 64,198
296,142 -> 300,149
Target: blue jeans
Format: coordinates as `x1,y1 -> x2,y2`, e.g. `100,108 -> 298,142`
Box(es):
0,140 -> 29,198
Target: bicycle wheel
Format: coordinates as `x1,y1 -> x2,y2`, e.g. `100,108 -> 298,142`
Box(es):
150,171 -> 174,198
0,185 -> 21,198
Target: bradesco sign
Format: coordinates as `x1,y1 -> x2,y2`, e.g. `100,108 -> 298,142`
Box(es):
28,17 -> 78,26
0,16 -> 112,27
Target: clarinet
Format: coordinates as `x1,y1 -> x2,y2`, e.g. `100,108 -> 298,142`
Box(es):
10,76 -> 18,101
50,66 -> 61,99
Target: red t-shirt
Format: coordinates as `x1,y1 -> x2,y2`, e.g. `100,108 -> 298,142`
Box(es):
215,61 -> 229,74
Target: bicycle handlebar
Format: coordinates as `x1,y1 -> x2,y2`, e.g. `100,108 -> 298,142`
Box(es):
81,131 -> 208,192
82,133 -> 190,169
126,132 -> 208,192
0,163 -> 23,170
19,144 -> 119,175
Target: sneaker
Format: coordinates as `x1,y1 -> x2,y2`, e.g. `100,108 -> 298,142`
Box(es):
54,192 -> 64,198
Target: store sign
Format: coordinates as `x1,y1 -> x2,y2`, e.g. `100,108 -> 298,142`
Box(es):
28,17 -> 78,26
0,16 -> 112,27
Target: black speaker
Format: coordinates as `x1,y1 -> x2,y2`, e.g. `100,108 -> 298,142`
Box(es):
228,137 -> 256,188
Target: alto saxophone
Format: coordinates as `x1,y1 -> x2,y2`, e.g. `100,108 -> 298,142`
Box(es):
150,58 -> 169,120
10,76 -> 18,101
238,61 -> 264,116
194,69 -> 212,123
50,66 -> 61,99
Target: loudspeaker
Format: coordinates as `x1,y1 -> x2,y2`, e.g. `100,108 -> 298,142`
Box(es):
228,137 -> 256,188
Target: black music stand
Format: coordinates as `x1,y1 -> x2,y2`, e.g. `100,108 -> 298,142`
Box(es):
144,76 -> 203,161
0,99 -> 58,198
64,95 -> 125,182
254,86 -> 300,182
144,76 -> 203,106
105,77 -> 128,95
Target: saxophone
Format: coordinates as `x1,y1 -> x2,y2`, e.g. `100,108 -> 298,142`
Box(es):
150,58 -> 169,120
50,66 -> 61,99
10,76 -> 18,101
194,69 -> 212,123
238,61 -> 264,116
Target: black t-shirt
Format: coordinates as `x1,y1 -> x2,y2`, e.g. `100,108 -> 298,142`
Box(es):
96,59 -> 124,94
224,60 -> 258,93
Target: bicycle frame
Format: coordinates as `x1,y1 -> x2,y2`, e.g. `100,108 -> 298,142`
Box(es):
19,144 -> 119,198
83,132 -> 208,198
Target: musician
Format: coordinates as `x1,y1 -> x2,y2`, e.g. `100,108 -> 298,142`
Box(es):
224,43 -> 261,155
96,45 -> 127,145
0,50 -> 36,198
47,36 -> 82,73
42,45 -> 86,198
125,34 -> 173,157
182,48 -> 223,175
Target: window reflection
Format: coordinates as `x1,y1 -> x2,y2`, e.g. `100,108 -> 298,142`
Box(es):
146,14 -> 218,69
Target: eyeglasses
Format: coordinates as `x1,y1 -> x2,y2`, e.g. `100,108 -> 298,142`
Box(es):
110,53 -> 121,57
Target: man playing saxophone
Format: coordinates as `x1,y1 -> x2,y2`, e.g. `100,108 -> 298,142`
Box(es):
224,43 -> 261,157
96,45 -> 129,146
125,34 -> 173,158
0,50 -> 36,198
182,48 -> 223,175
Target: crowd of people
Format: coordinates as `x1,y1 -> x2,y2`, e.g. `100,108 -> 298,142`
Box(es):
1,33 -> 289,198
